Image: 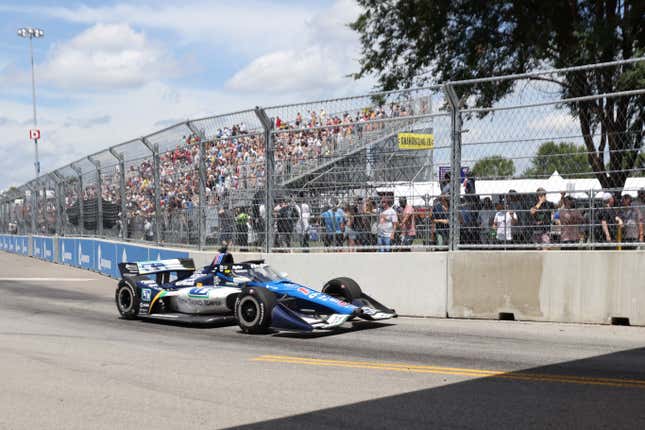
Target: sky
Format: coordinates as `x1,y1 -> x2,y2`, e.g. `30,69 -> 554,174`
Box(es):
0,0 -> 373,190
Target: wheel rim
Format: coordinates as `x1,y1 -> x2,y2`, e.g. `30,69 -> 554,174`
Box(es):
239,296 -> 260,326
118,288 -> 133,312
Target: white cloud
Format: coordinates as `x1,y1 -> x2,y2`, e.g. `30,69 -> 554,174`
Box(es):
225,0 -> 371,96
226,47 -> 347,93
41,23 -> 178,90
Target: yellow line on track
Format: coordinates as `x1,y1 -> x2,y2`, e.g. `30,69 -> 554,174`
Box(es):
251,355 -> 645,389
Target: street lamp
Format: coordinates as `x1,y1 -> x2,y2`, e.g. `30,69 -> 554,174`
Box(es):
17,27 -> 45,178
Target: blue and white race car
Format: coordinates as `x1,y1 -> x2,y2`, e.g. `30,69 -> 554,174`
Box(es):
115,251 -> 397,333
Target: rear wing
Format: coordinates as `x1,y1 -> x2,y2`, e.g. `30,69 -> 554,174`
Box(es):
118,258 -> 196,277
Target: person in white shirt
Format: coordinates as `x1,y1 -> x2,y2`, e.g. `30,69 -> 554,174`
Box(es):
294,194 -> 311,249
492,200 -> 517,243
377,198 -> 398,252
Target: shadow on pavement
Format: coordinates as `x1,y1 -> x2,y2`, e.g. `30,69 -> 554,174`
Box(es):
226,346 -> 645,429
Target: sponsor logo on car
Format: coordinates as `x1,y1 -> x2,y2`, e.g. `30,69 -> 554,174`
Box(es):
187,287 -> 210,299
297,287 -> 310,295
142,289 -> 152,302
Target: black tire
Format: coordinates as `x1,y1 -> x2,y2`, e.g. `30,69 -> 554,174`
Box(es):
235,287 -> 276,334
115,278 -> 141,319
322,277 -> 362,303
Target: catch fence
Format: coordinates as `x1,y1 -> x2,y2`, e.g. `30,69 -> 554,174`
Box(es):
1,58 -> 643,251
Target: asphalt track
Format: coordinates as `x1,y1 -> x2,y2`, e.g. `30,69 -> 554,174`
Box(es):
1,252 -> 644,429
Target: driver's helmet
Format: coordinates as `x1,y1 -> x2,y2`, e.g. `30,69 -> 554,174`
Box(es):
212,252 -> 234,266
210,246 -> 234,270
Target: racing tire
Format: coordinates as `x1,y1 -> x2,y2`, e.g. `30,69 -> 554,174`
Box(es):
235,287 -> 276,334
322,277 -> 362,303
115,278 -> 141,319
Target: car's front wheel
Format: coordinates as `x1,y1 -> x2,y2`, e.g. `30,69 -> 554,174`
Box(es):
235,287 -> 276,334
115,279 -> 140,319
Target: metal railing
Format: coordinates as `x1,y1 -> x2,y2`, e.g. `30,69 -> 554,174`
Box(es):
1,58 -> 643,252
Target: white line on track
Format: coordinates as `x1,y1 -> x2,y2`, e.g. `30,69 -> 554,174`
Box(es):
0,277 -> 101,282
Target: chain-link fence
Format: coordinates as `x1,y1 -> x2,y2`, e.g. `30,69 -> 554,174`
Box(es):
1,58 -> 643,251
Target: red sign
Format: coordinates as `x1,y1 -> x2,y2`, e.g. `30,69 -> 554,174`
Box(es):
29,129 -> 40,140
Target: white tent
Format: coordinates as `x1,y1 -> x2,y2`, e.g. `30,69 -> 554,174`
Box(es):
377,172 -> 645,206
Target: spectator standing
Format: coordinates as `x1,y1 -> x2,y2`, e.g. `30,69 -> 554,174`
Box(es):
218,208 -> 234,247
399,197 -> 416,249
479,197 -> 496,245
352,197 -> 370,249
559,196 -> 585,246
618,194 -> 643,248
598,193 -> 621,244
235,208 -> 249,249
332,202 -> 346,248
143,218 -> 154,242
294,194 -> 311,249
365,198 -> 379,248
377,198 -> 398,252
320,205 -> 336,249
493,200 -> 517,244
276,200 -> 297,249
432,194 -> 450,247
636,188 -> 645,247
529,188 -> 555,245
508,190 -> 531,244
344,203 -> 358,251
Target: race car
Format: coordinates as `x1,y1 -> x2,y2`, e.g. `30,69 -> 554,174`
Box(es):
115,251 -> 397,333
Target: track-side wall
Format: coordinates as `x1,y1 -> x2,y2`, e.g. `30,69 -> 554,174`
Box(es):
1,234 -> 643,325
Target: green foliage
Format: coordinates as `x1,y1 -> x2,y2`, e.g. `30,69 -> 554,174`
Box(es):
471,155 -> 515,179
351,1 -> 644,189
523,142 -> 592,178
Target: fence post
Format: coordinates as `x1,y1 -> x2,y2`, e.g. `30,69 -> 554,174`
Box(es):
0,197 -> 5,233
255,107 -> 274,253
70,164 -> 83,236
52,171 -> 64,236
187,120 -> 207,250
141,138 -> 161,244
444,84 -> 463,251
110,148 -> 128,240
27,182 -> 37,235
87,156 -> 103,236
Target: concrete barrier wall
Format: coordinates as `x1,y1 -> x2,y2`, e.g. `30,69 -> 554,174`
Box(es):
448,250 -> 645,326
263,253 -> 448,318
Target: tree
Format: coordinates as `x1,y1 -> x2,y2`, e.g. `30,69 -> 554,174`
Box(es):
471,155 -> 515,179
523,141 -> 592,178
351,1 -> 645,190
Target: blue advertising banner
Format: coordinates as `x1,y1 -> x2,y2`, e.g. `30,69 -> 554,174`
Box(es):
1,235 -> 193,280
95,240 -> 118,278
77,239 -> 95,270
42,237 -> 54,262
59,238 -> 78,266
117,243 -> 149,267
32,236 -> 43,259
20,236 -> 29,255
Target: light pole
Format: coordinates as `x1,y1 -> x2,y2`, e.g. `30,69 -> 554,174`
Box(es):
17,27 -> 44,178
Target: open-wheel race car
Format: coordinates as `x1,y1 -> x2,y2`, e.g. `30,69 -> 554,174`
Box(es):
115,251 -> 397,333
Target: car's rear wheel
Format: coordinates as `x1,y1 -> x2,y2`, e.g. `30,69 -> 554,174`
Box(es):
322,277 -> 362,303
115,279 -> 140,319
235,287 -> 276,334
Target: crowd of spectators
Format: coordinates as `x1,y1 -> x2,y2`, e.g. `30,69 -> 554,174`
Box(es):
210,181 -> 645,252
34,102 -> 418,242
